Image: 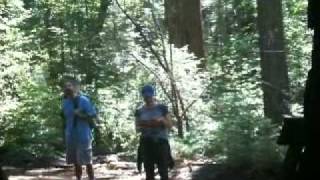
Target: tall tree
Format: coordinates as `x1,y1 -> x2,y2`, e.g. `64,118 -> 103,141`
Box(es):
164,0 -> 205,60
257,0 -> 290,123
163,1 -> 206,135
301,0 -> 320,178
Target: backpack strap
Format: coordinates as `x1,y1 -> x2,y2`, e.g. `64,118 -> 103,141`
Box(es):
72,96 -> 80,127
135,109 -> 142,118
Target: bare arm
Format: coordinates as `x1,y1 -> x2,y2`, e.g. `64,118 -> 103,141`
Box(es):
135,117 -> 142,133
162,113 -> 172,129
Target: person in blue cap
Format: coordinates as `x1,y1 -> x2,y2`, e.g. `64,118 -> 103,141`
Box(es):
135,85 -> 173,180
62,79 -> 96,180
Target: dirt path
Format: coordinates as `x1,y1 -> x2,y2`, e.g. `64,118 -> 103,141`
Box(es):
4,155 -> 280,180
5,156 -> 213,180
6,163 -> 202,180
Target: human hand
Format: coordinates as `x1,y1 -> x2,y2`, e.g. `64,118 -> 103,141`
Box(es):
149,117 -> 165,127
153,117 -> 165,122
74,109 -> 81,116
137,121 -> 157,128
74,109 -> 86,118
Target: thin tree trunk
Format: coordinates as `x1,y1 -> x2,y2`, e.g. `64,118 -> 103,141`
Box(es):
170,80 -> 184,138
257,0 -> 290,124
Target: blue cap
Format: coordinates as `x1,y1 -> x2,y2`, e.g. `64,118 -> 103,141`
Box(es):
141,85 -> 155,97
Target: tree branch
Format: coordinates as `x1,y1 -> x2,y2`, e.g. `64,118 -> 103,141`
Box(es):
130,53 -> 174,102
115,0 -> 169,72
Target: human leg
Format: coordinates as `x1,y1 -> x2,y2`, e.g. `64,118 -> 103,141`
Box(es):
75,164 -> 82,180
86,164 -> 95,180
157,140 -> 169,180
143,138 -> 156,180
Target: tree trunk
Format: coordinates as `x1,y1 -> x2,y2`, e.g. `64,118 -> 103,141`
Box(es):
164,0 -> 205,61
163,0 -> 205,136
300,0 -> 320,178
170,80 -> 184,138
256,0 -> 290,124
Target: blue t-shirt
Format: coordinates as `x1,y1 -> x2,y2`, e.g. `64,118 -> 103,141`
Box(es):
63,95 -> 96,145
135,104 -> 169,140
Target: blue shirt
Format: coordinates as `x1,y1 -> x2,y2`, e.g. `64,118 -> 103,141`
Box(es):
63,95 -> 96,145
135,104 -> 169,140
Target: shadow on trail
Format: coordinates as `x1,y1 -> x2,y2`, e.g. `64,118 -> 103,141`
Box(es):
191,163 -> 281,180
191,164 -> 246,180
3,154 -> 282,180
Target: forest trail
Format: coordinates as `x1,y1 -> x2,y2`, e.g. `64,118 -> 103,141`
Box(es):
5,155 -> 229,180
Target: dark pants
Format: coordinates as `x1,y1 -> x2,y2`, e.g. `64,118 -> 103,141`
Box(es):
137,137 -> 174,173
142,137 -> 169,180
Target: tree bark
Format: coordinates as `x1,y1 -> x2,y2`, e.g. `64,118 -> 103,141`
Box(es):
164,0 -> 205,61
257,0 -> 290,124
300,0 -> 320,179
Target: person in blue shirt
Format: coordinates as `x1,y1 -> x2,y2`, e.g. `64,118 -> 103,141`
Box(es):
62,79 -> 96,180
135,85 -> 173,180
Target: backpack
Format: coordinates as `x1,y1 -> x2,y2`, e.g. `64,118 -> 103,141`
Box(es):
62,93 -> 100,129
78,93 -> 101,129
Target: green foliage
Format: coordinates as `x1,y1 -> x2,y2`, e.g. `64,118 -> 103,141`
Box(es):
0,0 -> 312,171
0,0 -> 33,152
176,0 -> 283,167
284,0 -> 311,112
1,80 -> 62,165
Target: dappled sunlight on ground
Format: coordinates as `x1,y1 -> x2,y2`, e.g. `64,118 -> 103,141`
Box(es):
6,156 -> 216,180
6,160 -> 280,180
